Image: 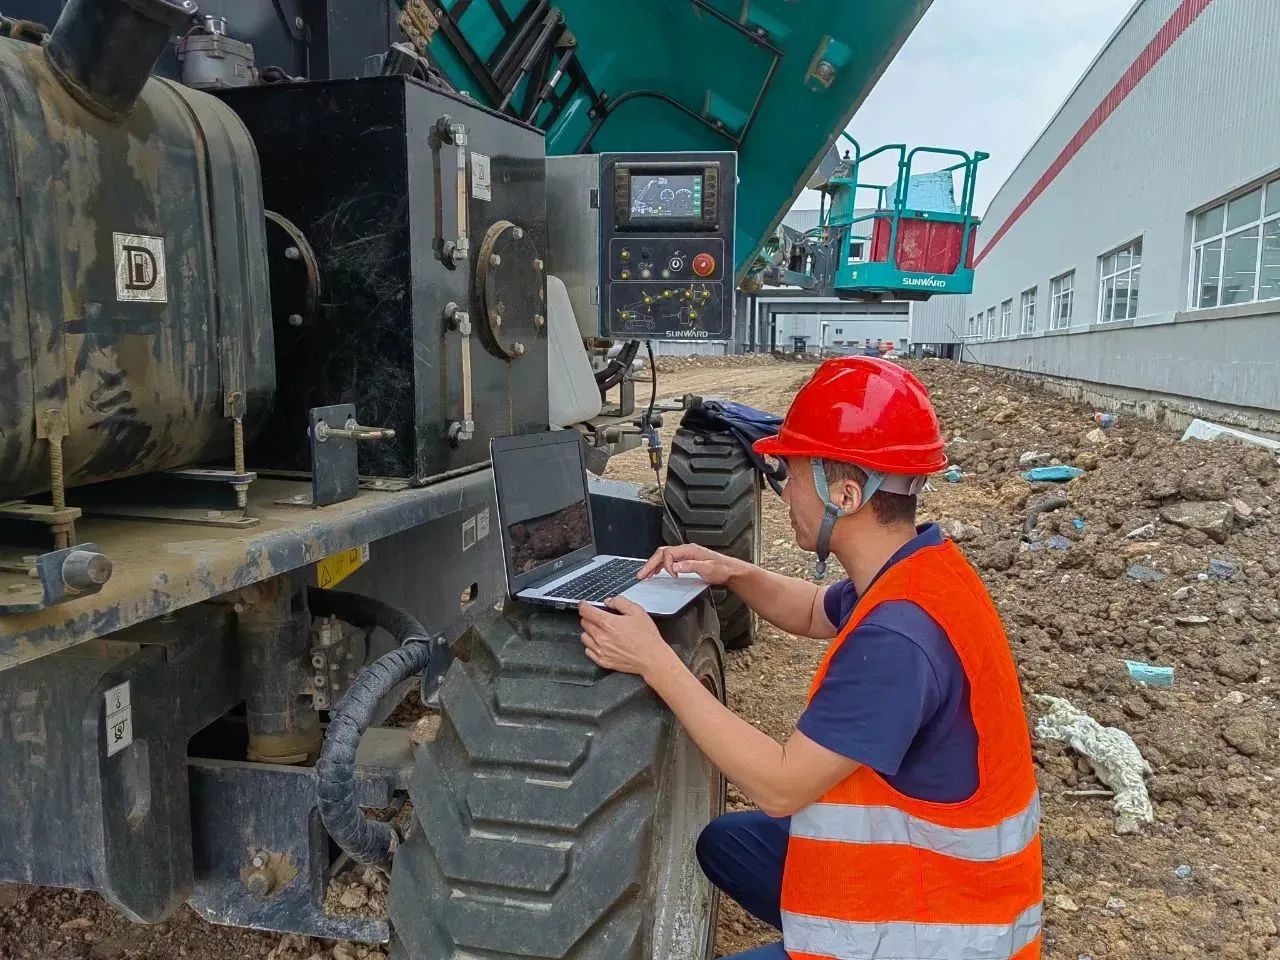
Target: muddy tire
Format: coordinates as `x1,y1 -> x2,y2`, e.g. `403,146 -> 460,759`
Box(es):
662,428 -> 763,650
388,600 -> 725,960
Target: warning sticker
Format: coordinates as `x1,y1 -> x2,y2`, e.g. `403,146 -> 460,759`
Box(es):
477,507 -> 490,541
317,544 -> 371,589
471,152 -> 492,201
462,516 -> 478,551
113,233 -> 168,303
104,681 -> 133,757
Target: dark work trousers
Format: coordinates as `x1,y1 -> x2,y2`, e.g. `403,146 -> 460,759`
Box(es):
696,811 -> 792,960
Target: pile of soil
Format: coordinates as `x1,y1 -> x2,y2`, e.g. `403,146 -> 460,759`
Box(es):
653,353 -> 787,374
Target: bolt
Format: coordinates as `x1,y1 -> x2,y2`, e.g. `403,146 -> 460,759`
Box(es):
245,869 -> 272,898
493,314 -> 502,327
292,494 -> 306,503
512,226 -> 524,240
251,853 -> 267,869
533,258 -> 544,271
206,510 -> 223,519
513,342 -> 526,356
815,60 -> 836,84
285,246 -> 300,261
294,16 -> 305,30
288,314 -> 303,327
489,253 -> 502,267
533,314 -> 545,328
311,653 -> 325,669
314,674 -> 326,688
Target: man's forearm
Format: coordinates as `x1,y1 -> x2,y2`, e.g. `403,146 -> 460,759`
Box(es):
726,561 -> 830,638
644,648 -> 794,814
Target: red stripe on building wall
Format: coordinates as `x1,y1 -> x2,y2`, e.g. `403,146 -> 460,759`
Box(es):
973,0 -> 1216,266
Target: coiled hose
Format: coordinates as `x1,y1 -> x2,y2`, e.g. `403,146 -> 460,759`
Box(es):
310,588 -> 445,867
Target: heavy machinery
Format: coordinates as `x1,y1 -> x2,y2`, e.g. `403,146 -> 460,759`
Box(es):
0,1 -> 934,956
751,133 -> 989,301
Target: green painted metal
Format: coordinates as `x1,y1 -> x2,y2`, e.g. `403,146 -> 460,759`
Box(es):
424,0 -> 934,282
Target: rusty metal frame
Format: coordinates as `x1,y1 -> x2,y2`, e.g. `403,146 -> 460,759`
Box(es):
0,468 -> 493,671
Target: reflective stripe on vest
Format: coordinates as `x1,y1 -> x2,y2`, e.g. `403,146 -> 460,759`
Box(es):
791,793 -> 1040,863
782,902 -> 1043,960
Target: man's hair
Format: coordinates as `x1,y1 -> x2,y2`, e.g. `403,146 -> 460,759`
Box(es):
821,459 -> 918,527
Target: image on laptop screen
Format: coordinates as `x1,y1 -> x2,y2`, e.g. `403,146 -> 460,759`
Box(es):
510,501 -> 591,574
494,436 -> 594,582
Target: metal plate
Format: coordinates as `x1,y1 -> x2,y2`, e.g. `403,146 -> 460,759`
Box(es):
309,404 -> 359,507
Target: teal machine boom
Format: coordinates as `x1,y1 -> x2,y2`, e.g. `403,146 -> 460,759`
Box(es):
411,0 -> 936,285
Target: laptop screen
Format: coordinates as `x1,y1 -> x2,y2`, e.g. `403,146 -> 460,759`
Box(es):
491,432 -> 597,592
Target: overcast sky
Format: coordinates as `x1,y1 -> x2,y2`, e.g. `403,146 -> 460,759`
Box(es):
795,0 -> 1132,215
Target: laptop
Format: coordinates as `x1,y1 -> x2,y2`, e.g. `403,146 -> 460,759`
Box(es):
491,431 -> 709,615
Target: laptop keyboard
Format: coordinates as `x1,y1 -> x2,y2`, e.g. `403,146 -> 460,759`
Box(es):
548,558 -> 647,603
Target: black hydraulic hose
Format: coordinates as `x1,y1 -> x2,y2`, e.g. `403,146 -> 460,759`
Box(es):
316,639 -> 442,867
309,588 -> 443,866
308,587 -> 428,645
596,340 -> 640,391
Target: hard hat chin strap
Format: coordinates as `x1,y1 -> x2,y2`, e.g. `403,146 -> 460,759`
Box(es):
810,459 -> 886,579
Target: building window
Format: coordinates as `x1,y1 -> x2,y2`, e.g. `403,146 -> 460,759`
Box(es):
985,306 -> 997,339
1020,287 -> 1037,334
1098,239 -> 1142,322
1049,272 -> 1074,329
1000,299 -> 1013,337
1190,176 -> 1280,309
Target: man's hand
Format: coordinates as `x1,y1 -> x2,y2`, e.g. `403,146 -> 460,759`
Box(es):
578,596 -> 680,679
637,543 -> 743,585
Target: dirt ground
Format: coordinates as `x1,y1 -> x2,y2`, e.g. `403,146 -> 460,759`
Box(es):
4,355 -> 1278,960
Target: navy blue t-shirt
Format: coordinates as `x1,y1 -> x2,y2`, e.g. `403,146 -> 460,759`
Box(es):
795,524 -> 980,803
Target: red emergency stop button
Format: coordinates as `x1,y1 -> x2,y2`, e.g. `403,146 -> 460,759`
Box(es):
692,252 -> 716,277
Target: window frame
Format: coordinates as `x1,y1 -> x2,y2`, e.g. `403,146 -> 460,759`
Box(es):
1000,299 -> 1013,338
1097,238 -> 1143,323
1049,271 -> 1075,330
1019,287 -> 1037,334
1188,175 -> 1280,310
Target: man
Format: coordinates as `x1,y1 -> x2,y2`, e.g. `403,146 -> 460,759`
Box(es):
578,357 -> 1042,960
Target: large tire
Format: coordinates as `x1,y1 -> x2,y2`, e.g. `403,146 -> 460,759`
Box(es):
389,600 -> 725,960
662,428 -> 763,651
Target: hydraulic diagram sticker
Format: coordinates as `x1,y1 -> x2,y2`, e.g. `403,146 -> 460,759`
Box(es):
113,233 -> 168,303
104,681 -> 133,757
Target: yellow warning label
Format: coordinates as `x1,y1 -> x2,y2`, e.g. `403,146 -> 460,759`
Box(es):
316,544 -> 370,589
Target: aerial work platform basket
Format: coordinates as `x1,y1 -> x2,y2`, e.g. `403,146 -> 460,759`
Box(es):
823,136 -> 988,300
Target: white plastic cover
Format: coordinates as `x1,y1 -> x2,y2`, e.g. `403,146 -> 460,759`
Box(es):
546,274 -> 603,427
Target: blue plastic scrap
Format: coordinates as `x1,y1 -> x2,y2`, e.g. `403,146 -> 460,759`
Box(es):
1020,466 -> 1086,483
1124,659 -> 1175,687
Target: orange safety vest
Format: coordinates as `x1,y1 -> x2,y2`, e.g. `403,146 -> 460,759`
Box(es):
781,540 -> 1043,960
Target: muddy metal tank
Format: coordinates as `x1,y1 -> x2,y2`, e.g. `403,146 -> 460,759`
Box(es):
0,0 -> 274,500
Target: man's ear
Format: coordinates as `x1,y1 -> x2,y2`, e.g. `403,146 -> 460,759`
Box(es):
834,478 -> 863,515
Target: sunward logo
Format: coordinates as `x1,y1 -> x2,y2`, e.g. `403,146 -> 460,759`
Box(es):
902,276 -> 947,288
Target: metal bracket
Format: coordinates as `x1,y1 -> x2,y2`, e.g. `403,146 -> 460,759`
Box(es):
72,468 -> 260,528
0,541 -> 112,615
295,406 -> 398,508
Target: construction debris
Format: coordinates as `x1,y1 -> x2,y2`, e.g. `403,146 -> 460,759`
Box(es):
1034,694 -> 1155,835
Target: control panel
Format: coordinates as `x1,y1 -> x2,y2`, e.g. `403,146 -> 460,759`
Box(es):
600,152 -> 736,340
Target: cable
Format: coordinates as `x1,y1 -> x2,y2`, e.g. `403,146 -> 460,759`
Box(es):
644,341 -> 684,544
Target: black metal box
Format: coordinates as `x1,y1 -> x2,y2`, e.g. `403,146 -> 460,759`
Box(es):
219,77 -> 549,482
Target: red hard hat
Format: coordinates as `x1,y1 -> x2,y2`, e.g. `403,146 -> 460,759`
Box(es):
753,357 -> 947,474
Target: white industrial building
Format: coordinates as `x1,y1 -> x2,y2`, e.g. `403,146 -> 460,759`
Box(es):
911,0 -> 1280,431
